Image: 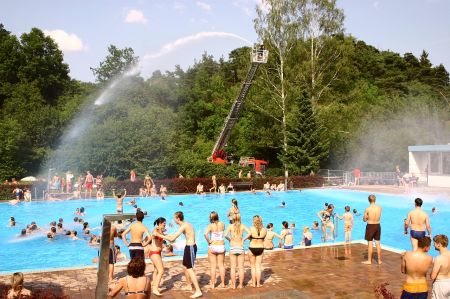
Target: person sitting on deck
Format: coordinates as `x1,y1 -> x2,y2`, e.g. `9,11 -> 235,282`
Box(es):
218,184 -> 226,194
7,272 -> 31,299
108,257 -> 151,299
196,183 -> 204,195
227,183 -> 234,192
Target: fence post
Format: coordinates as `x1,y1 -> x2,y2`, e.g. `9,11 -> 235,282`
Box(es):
95,217 -> 111,299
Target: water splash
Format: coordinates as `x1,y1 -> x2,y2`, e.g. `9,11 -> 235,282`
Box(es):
95,31 -> 251,106
44,31 -> 251,172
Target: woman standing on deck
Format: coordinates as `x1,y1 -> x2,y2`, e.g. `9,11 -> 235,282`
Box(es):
245,215 -> 267,288
204,211 -> 226,289
279,221 -> 294,249
149,217 -> 166,296
225,214 -> 250,289
227,199 -> 240,224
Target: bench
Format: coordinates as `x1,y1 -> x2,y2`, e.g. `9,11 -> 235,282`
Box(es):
230,181 -> 253,190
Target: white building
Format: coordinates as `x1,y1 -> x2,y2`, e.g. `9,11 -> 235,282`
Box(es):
408,145 -> 450,188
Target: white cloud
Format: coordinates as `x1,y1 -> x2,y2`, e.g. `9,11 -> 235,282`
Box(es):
43,30 -> 87,52
125,9 -> 148,24
173,2 -> 186,13
373,1 -> 380,9
196,1 -> 211,11
233,0 -> 267,16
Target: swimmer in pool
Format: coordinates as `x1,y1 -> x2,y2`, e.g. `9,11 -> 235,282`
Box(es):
353,209 -> 361,216
9,217 -> 15,227
113,189 -> 127,214
280,201 -> 286,208
312,221 -> 319,230
179,202 -> 184,206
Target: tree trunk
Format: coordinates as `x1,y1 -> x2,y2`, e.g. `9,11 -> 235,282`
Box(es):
280,57 -> 288,190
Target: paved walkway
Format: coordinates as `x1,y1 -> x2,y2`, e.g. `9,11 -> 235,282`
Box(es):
341,184 -> 450,197
0,243 -> 424,299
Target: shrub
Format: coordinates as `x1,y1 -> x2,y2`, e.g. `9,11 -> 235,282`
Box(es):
102,175 -> 324,194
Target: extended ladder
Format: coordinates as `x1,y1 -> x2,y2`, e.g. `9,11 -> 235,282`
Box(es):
210,45 -> 268,158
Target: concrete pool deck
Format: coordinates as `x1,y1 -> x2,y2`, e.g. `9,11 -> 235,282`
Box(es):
0,242 -> 429,299
340,184 -> 450,197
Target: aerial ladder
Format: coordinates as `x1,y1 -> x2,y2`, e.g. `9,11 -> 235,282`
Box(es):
209,44 -> 269,174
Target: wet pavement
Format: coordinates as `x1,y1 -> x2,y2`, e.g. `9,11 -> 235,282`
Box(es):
0,242 -> 422,299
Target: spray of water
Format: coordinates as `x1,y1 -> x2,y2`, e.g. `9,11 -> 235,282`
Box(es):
95,31 -> 251,106
44,31 -> 251,173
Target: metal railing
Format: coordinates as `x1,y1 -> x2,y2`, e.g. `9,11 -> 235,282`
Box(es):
319,169 -> 427,186
95,213 -> 136,299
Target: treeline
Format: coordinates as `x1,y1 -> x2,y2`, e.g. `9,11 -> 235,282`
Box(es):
0,19 -> 449,180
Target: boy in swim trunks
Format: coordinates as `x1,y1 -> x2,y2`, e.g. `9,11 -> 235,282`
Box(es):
154,211 -> 202,298
406,198 -> 431,251
401,236 -> 432,299
362,194 -> 382,265
431,235 -> 450,299
121,210 -> 151,259
84,171 -> 94,199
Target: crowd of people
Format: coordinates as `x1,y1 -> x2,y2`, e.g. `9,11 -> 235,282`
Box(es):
5,175 -> 450,299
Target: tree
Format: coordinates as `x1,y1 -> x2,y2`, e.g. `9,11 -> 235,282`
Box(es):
19,28 -> 70,103
254,0 -> 301,185
90,45 -> 138,83
283,92 -> 329,174
295,0 -> 345,104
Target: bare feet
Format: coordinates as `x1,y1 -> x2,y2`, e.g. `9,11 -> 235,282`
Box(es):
218,283 -> 225,288
361,261 -> 372,265
378,260 -> 382,265
152,290 -> 162,296
238,284 -> 243,289
190,291 -> 203,298
209,282 -> 215,289
182,285 -> 193,291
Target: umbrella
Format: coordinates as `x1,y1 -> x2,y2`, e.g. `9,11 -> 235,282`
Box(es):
20,176 -> 37,182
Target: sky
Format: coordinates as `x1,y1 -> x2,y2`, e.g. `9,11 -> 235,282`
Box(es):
1,0 -> 449,82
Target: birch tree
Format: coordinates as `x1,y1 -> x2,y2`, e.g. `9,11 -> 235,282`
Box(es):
297,0 -> 345,104
253,0 -> 301,184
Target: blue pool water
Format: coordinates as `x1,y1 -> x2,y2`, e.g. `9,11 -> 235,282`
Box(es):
1,189 -> 449,274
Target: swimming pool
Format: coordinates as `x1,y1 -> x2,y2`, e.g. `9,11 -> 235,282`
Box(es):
1,189 -> 449,274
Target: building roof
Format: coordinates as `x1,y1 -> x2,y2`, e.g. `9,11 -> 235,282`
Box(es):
408,144 -> 450,152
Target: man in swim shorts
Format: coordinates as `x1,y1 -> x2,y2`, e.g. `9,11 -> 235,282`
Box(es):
154,211 -> 202,298
431,235 -> 450,299
362,194 -> 382,264
121,210 -> 151,259
406,198 -> 431,251
400,236 -> 432,299
84,171 -> 94,199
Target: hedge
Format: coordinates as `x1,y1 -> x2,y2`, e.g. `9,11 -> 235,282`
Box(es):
101,175 -> 324,195
0,176 -> 324,200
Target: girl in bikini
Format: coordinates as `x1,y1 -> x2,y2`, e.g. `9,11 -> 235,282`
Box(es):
149,217 -> 166,296
204,211 -> 226,289
245,215 -> 267,288
225,214 -> 251,289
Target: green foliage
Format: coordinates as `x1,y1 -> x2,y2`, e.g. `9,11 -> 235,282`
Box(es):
282,92 -> 330,174
0,19 -> 449,182
90,45 -> 138,83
